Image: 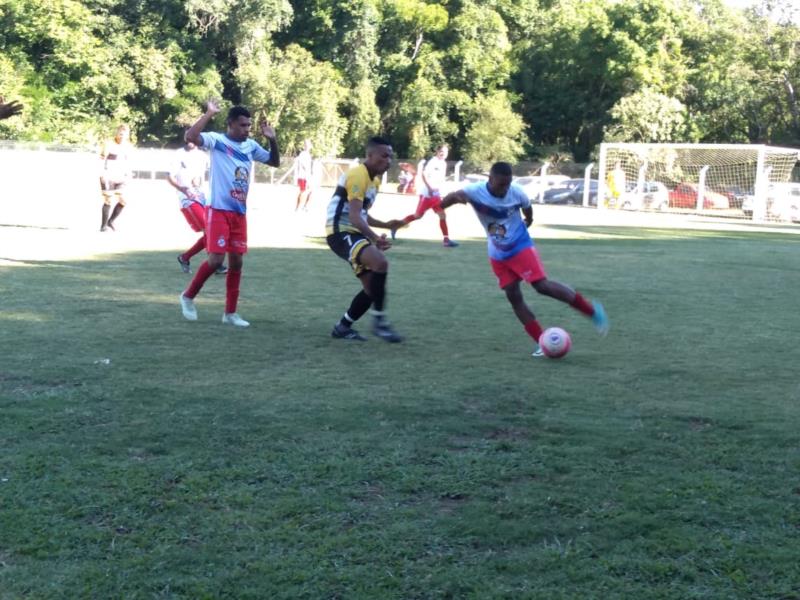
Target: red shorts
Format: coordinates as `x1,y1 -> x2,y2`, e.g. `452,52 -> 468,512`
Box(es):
206,208 -> 247,254
490,246 -> 547,288
181,202 -> 206,233
297,179 -> 308,192
414,195 -> 443,217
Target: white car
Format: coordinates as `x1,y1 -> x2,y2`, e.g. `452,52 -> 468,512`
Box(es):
742,183 -> 800,221
620,181 -> 669,211
514,175 -> 570,203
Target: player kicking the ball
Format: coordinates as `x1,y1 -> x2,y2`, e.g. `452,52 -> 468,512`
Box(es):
439,161 -> 609,356
179,101 -> 280,327
326,136 -> 406,342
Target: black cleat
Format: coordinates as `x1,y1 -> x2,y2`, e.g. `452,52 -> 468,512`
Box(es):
177,255 -> 191,273
372,320 -> 404,343
331,323 -> 367,341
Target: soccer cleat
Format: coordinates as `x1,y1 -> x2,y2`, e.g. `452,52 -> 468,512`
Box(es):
215,264 -> 228,275
591,300 -> 610,337
106,222 -> 116,231
222,312 -> 250,327
532,344 -> 544,358
331,323 -> 367,341
372,319 -> 404,343
443,238 -> 459,247
179,293 -> 198,321
177,255 -> 191,273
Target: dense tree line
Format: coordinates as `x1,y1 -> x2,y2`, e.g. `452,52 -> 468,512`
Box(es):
0,0 -> 798,164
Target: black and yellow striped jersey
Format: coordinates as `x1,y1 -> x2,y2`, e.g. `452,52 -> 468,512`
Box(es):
325,164 -> 381,235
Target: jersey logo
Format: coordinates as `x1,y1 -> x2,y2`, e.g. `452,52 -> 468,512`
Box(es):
217,236 -> 226,248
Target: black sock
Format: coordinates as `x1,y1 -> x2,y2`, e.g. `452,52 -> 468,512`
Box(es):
369,272 -> 387,313
339,291 -> 372,327
101,204 -> 110,229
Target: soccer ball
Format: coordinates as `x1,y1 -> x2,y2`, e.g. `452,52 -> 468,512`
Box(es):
539,327 -> 572,359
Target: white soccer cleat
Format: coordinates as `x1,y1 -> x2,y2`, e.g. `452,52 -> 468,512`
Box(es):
222,312 -> 250,327
179,293 -> 198,321
531,344 -> 544,358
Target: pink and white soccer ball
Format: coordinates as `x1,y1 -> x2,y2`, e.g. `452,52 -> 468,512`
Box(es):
539,327 -> 572,359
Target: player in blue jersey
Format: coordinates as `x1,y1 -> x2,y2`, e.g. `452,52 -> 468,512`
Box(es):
440,161 -> 609,356
179,101 -> 280,327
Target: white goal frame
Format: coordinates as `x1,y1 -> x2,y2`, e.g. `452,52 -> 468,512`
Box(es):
598,143 -> 800,221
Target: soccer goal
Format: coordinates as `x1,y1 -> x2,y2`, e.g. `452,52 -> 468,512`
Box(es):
598,143 -> 800,222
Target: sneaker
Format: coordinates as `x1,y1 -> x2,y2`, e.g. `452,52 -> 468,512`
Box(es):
372,319 -> 404,343
331,323 -> 367,341
215,264 -> 228,275
443,239 -> 459,247
532,345 -> 544,358
179,293 -> 198,321
177,255 -> 191,273
590,300 -> 610,336
222,312 -> 250,327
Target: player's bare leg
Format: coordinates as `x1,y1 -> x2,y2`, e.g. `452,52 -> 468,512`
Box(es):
531,278 -> 609,336
504,281 -> 544,356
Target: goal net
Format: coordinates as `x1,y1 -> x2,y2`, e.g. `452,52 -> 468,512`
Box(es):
598,143 -> 800,222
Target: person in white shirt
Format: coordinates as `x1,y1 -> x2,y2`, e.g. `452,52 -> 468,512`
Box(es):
394,144 -> 458,247
168,141 -> 227,275
99,124 -> 133,232
294,139 -> 314,211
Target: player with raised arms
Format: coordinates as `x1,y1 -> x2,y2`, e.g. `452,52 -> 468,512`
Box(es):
179,101 -> 280,327
439,161 -> 610,356
326,136 -> 406,342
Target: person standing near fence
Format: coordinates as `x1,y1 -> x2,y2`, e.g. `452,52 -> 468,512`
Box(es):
99,124 -> 133,232
393,144 -> 458,247
179,101 -> 280,327
167,140 -> 227,275
294,139 -> 313,211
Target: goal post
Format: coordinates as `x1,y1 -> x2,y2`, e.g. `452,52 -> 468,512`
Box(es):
597,143 -> 800,221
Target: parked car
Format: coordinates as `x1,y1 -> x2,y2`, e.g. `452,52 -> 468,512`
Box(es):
541,179 -> 599,206
743,182 -> 800,221
720,185 -> 751,210
515,174 -> 570,203
619,181 -> 669,211
668,183 -> 730,209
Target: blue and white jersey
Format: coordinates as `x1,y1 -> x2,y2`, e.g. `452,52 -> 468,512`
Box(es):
199,131 -> 271,214
461,182 -> 534,260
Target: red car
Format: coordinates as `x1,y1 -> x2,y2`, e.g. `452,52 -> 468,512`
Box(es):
668,183 -> 730,209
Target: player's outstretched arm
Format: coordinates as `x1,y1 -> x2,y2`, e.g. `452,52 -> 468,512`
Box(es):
439,190 -> 470,210
185,100 -> 220,146
259,121 -> 281,167
368,216 -> 405,232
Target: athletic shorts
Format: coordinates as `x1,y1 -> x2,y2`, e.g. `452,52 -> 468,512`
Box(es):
297,178 -> 308,192
181,202 -> 206,233
414,194 -> 443,217
327,231 -> 372,277
490,246 -> 547,289
100,179 -> 125,192
207,208 -> 247,254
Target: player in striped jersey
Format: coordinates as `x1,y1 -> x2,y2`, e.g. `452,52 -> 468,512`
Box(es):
326,137 -> 406,342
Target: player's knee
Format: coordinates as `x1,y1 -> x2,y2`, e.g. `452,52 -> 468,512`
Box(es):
531,279 -> 549,294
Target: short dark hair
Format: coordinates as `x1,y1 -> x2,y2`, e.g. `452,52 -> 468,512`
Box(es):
227,106 -> 251,123
490,162 -> 513,177
367,136 -> 392,149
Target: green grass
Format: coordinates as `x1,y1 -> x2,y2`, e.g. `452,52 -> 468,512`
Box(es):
2,228 -> 800,599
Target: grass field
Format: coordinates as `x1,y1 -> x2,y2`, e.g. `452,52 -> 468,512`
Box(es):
2,210 -> 800,598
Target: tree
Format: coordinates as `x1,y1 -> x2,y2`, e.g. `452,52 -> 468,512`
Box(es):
604,88 -> 692,143
462,91 -> 527,170
237,43 -> 346,156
